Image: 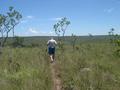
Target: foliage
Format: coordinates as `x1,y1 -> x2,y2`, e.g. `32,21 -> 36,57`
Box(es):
71,33 -> 78,50
0,6 -> 22,47
0,47 -> 52,90
53,17 -> 70,39
53,17 -> 70,51
56,42 -> 120,90
12,36 -> 24,47
108,28 -> 120,45
0,37 -> 120,90
108,28 -> 120,56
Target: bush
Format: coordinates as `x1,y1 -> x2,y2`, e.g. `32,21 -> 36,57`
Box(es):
12,36 -> 24,47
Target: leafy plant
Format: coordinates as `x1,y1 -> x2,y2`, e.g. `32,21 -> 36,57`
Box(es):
53,17 -> 70,39
108,28 -> 120,56
0,6 -> 22,48
12,36 -> 24,47
53,17 -> 70,51
71,33 -> 78,50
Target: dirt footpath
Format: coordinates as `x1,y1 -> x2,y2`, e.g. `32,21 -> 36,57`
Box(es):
50,62 -> 62,90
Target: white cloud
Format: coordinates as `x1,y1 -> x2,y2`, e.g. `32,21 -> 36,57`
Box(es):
20,15 -> 34,24
104,8 -> 114,13
50,17 -> 62,21
26,27 -> 55,36
49,31 -> 54,34
26,15 -> 34,19
28,28 -> 38,34
40,31 -> 54,35
21,20 -> 28,23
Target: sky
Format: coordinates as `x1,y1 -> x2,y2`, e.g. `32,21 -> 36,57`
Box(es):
0,0 -> 120,36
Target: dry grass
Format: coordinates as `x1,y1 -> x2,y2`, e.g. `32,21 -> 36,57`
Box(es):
0,47 -> 52,90
0,40 -> 120,90
56,42 -> 120,90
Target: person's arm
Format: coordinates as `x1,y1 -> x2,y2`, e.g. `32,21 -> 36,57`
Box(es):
47,41 -> 49,46
55,40 -> 57,45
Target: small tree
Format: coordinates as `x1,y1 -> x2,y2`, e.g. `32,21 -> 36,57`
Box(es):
108,28 -> 115,43
71,33 -> 78,50
108,28 -> 120,45
108,28 -> 120,56
53,17 -> 70,40
0,6 -> 22,47
53,17 -> 70,51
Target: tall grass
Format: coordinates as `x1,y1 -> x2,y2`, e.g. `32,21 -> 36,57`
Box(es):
0,38 -> 120,90
0,47 -> 52,90
56,42 -> 120,90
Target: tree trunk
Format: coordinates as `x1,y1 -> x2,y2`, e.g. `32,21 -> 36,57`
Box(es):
12,25 -> 15,37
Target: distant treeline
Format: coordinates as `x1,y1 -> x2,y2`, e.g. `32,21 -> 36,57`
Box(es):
5,35 -> 110,47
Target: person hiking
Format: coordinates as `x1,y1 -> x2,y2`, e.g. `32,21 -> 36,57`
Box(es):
47,37 -> 57,63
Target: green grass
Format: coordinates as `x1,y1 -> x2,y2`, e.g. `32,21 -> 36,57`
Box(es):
56,42 -> 120,90
0,47 -> 52,90
0,37 -> 120,90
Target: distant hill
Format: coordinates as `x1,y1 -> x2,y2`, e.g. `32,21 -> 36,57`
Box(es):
6,35 -> 110,46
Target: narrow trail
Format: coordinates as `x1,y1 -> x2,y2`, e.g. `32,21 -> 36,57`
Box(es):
50,62 -> 62,90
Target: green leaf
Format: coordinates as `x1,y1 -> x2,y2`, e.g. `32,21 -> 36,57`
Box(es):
9,6 -> 14,11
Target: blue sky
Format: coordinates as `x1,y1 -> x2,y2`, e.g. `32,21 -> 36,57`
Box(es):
0,0 -> 120,36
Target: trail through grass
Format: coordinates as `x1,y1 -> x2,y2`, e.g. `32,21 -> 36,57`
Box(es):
50,62 -> 62,90
0,40 -> 120,90
56,43 -> 120,90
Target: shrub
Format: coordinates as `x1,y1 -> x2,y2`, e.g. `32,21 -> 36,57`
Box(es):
12,36 -> 24,47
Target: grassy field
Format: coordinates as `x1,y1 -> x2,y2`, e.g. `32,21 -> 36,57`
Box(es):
0,36 -> 120,90
56,42 -> 120,90
0,47 -> 52,90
